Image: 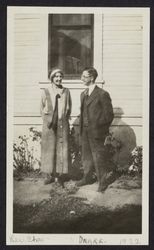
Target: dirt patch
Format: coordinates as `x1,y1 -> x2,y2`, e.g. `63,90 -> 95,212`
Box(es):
14,178 -> 52,205
74,179 -> 141,210
13,175 -> 142,234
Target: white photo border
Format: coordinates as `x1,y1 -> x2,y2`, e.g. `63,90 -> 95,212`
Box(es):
7,6 -> 150,245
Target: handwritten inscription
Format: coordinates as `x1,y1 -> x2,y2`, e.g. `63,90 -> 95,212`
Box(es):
79,235 -> 106,245
79,236 -> 141,245
10,235 -> 43,244
120,238 -> 141,245
9,235 -> 141,245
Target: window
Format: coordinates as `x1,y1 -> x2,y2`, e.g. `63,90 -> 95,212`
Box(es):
48,14 -> 94,79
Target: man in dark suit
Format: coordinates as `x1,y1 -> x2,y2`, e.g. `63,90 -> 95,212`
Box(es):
77,67 -> 114,192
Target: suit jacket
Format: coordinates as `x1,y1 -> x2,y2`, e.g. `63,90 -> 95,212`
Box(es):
80,85 -> 114,139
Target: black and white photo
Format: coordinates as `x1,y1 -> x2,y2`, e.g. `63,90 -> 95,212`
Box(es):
7,6 -> 149,245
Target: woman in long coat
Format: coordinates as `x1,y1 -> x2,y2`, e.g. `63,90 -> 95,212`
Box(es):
40,69 -> 72,184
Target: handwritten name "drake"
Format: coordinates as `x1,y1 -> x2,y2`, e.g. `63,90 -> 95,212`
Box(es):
79,236 -> 106,245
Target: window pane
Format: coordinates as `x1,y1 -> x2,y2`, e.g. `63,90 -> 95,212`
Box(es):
52,14 -> 92,26
48,14 -> 93,79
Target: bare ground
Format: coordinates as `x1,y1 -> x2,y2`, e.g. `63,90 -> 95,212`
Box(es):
13,174 -> 142,234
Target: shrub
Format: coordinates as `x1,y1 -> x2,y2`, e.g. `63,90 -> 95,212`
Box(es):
14,126 -> 142,179
69,127 -> 82,169
13,126 -> 81,176
13,127 -> 41,173
128,146 -> 142,175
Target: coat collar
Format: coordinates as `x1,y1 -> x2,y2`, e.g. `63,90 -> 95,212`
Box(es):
81,85 -> 100,106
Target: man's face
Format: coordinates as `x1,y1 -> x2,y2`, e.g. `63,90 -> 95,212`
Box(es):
81,70 -> 93,86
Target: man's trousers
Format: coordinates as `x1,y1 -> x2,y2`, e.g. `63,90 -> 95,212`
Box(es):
81,126 -> 109,191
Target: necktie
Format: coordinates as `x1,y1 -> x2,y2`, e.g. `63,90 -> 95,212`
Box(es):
84,90 -> 89,102
50,94 -> 60,132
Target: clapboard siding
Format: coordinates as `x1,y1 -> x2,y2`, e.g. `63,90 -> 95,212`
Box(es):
14,100 -> 142,117
14,83 -> 142,116
103,31 -> 142,44
14,14 -> 45,119
102,14 -> 142,115
13,125 -> 142,146
102,14 -> 142,145
103,44 -> 142,58
14,116 -> 142,126
15,85 -> 142,101
13,13 -> 143,145
103,15 -> 142,25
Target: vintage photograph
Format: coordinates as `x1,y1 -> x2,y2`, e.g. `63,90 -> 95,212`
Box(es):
7,6 -> 149,245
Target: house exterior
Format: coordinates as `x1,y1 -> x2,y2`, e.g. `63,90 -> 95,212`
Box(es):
10,8 -> 146,148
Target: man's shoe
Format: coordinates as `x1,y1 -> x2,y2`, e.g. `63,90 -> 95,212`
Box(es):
97,184 -> 108,192
44,176 -> 55,185
76,178 -> 87,187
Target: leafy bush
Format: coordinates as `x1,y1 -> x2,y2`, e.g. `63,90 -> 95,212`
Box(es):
13,127 -> 41,173
69,127 -> 82,170
13,126 -> 142,179
128,146 -> 142,175
13,126 -> 81,176
103,134 -> 143,177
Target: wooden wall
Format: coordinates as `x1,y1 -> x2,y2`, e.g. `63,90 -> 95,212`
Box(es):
13,13 -> 143,146
102,14 -> 143,146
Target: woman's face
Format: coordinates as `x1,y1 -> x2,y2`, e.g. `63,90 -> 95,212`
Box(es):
52,72 -> 63,85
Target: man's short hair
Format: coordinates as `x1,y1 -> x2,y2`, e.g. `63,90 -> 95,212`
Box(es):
83,67 -> 98,81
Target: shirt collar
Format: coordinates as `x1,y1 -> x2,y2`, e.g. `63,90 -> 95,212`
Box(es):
88,83 -> 96,96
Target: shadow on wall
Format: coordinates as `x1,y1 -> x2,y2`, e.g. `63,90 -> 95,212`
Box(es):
71,107 -> 137,171
110,107 -> 137,171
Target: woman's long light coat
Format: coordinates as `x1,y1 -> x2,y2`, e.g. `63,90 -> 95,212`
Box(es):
40,84 -> 72,175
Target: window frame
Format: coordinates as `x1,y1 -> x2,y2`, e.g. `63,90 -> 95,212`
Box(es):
41,13 -> 103,83
48,14 -> 94,79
